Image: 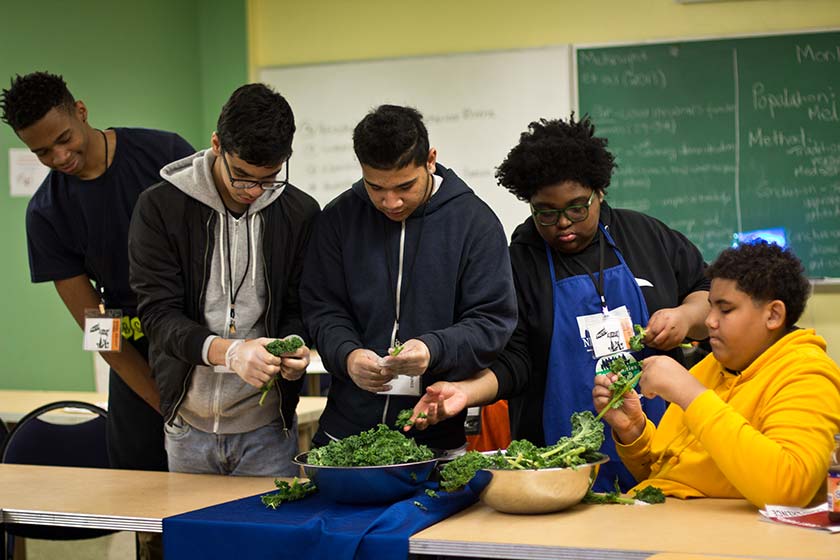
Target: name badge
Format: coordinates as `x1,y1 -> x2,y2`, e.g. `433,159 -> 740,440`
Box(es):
382,374 -> 422,396
83,308 -> 123,352
576,306 -> 633,358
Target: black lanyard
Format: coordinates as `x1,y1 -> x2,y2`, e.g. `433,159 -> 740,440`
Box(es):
555,228 -> 608,314
224,208 -> 251,335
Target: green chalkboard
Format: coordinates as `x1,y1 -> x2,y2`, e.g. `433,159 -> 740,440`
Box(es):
577,31 -> 840,278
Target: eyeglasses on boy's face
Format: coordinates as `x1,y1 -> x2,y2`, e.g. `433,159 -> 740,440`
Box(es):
530,190 -> 596,226
221,150 -> 290,191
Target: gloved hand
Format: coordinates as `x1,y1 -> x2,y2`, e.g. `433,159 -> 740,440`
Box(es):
225,338 -> 282,388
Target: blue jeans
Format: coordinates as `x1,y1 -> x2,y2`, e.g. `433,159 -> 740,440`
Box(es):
164,415 -> 299,477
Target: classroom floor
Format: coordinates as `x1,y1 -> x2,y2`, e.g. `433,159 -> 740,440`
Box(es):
16,532 -> 135,559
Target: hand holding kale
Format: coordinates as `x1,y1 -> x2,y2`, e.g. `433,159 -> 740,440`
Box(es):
259,335 -> 305,406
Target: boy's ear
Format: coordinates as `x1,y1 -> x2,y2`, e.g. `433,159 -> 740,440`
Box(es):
766,300 -> 787,331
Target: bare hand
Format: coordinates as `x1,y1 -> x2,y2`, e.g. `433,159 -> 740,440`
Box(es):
278,344 -> 311,381
228,338 -> 282,389
379,339 -> 430,377
404,382 -> 468,432
592,373 -> 646,443
347,348 -> 392,393
644,307 -> 691,350
640,355 -> 705,409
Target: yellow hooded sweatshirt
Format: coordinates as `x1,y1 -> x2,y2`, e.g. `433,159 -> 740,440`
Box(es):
616,328 -> 840,508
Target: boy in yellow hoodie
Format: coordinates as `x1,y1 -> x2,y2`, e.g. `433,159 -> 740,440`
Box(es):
593,241 -> 840,508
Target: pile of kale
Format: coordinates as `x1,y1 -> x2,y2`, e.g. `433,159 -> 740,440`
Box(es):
306,423 -> 435,467
440,410 -> 605,491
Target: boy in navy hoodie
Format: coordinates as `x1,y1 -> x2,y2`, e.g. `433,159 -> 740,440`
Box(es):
301,105 -> 517,453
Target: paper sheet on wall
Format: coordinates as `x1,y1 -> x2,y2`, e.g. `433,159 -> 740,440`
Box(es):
9,148 -> 49,197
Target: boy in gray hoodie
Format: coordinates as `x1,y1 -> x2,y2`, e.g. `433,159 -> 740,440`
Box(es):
129,84 -> 320,476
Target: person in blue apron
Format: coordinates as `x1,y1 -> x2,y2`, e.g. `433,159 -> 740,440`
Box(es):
404,115 -> 711,492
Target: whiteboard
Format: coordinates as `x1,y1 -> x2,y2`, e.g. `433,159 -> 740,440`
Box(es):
259,46 -> 572,239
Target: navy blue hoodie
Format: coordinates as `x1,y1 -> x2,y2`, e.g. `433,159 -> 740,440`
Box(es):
301,163 -> 517,450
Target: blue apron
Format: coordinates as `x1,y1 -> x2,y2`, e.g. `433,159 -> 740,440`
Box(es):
543,224 -> 667,492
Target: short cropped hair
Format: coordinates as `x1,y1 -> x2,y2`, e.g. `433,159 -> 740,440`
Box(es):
353,105 -> 429,170
1,71 -> 76,131
217,83 -> 295,167
706,241 -> 811,328
496,114 -> 616,202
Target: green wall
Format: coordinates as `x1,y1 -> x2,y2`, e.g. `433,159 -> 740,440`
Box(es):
0,0 -> 247,390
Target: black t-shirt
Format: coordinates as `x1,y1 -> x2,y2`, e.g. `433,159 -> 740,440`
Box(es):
25,127 -> 194,314
549,204 -> 710,318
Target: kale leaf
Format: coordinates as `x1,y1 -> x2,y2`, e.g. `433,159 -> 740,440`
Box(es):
583,479 -> 666,505
439,410 -> 605,491
259,335 -> 305,406
395,408 -> 427,430
632,485 -> 666,504
261,477 -> 317,509
306,424 -> 434,467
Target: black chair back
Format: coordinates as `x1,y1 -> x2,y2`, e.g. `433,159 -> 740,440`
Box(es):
1,401 -> 113,552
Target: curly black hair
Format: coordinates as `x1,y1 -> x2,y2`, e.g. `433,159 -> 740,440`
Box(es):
706,241 -> 811,328
217,83 -> 295,168
353,105 -> 429,170
495,114 -> 616,202
1,71 -> 76,131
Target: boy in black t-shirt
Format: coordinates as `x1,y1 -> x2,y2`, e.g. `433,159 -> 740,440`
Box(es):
1,71 -> 194,472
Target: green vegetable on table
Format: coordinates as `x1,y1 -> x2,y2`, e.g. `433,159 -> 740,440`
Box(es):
632,485 -> 666,504
583,479 -> 665,505
259,335 -> 305,406
439,410 -> 605,492
261,477 -> 317,509
306,423 -> 434,467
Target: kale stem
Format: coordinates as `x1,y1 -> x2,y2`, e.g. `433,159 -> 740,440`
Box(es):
595,370 -> 643,422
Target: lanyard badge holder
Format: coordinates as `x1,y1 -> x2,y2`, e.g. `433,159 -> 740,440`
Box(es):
589,309 -> 640,388
83,287 -> 122,352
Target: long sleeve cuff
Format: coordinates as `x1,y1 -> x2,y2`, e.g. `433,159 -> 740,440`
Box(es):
417,333 -> 442,374
202,335 -> 218,366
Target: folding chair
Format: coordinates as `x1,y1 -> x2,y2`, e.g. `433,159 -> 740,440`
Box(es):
0,401 -> 112,560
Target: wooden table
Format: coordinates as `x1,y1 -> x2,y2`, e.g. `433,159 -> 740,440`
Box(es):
0,390 -> 325,451
0,464 -> 275,533
0,465 -> 835,558
0,391 -> 109,424
410,498 -> 837,559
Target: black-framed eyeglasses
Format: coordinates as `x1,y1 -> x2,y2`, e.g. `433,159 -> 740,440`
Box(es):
221,150 -> 290,191
530,191 -> 596,226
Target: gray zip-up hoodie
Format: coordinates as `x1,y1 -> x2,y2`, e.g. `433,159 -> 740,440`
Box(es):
159,149 -> 283,434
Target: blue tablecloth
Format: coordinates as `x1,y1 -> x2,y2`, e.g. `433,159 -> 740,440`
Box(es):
163,481 -> 484,560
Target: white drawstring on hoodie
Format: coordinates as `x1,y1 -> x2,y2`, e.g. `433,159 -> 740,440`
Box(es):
218,212 -> 227,296
250,213 -> 258,287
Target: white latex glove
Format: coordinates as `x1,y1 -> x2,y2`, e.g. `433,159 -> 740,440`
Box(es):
225,337 -> 282,388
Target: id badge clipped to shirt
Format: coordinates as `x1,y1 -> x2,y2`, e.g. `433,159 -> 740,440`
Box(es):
589,314 -> 634,359
83,308 -> 123,352
577,306 -> 633,359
